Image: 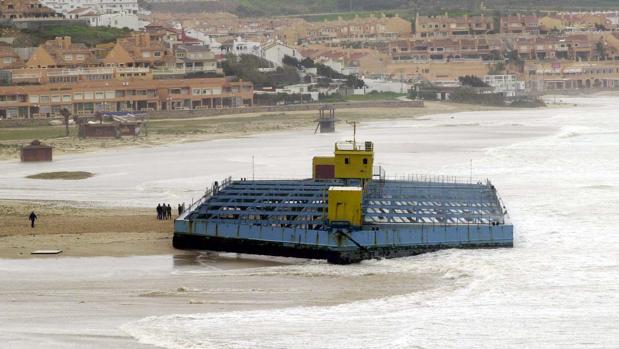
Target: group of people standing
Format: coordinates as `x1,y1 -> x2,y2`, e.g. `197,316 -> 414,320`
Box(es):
156,203 -> 186,220
157,203 -> 172,220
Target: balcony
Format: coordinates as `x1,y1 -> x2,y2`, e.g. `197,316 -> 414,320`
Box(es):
152,67 -> 222,76
46,68 -> 115,77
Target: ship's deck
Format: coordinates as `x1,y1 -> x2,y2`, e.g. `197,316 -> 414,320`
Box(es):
184,178 -> 508,230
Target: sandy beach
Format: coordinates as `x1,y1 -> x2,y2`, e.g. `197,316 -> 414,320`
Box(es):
0,200 -> 174,258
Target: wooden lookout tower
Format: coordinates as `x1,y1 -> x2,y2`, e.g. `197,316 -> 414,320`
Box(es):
315,105 -> 336,133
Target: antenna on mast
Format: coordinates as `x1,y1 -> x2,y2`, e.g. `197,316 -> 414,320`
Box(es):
346,120 -> 357,148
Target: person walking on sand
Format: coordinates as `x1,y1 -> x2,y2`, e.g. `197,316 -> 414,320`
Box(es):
29,211 -> 37,228
156,203 -> 162,220
167,204 -> 172,220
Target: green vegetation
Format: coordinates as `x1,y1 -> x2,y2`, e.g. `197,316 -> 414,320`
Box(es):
232,0 -> 410,17
147,0 -> 619,17
449,87 -> 505,106
0,125 -> 73,141
26,171 -> 94,180
223,54 -> 300,88
510,98 -> 546,108
22,25 -> 130,47
458,75 -> 489,88
320,91 -> 406,102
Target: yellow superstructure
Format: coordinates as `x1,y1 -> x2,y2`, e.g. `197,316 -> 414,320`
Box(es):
312,141 -> 374,180
328,186 -> 363,226
312,156 -> 335,179
333,141 -> 374,179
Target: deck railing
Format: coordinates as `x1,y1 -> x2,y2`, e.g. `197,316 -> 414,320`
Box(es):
178,176 -> 232,220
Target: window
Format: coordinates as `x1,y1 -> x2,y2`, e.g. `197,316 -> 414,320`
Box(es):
74,93 -> 83,100
153,51 -> 161,57
29,95 -> 39,103
142,51 -> 151,58
84,92 -> 93,100
363,158 -> 368,165
192,88 -> 201,95
76,54 -> 85,61
64,54 -> 73,61
51,95 -> 61,103
344,158 -> 349,165
62,95 -> 71,102
95,92 -> 105,100
40,96 -> 50,103
170,88 -> 181,94
3,57 -> 12,64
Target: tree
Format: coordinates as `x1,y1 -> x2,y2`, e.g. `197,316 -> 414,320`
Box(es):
300,57 -> 316,68
282,55 -> 301,68
60,108 -> 71,137
595,41 -> 606,61
346,75 -> 365,89
458,75 -> 489,88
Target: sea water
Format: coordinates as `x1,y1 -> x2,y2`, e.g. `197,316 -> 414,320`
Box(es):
1,97 -> 618,348
118,97 -> 619,348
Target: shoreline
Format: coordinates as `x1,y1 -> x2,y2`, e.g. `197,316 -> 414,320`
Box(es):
0,100 -> 565,260
0,102 -> 500,161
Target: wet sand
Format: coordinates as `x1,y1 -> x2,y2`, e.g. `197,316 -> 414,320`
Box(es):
0,200 -> 172,259
1,253 -> 445,348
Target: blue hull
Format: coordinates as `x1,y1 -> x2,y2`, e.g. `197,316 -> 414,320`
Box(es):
173,178 -> 513,264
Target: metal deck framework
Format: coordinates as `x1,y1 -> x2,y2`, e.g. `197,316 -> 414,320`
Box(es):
184,178 -> 507,230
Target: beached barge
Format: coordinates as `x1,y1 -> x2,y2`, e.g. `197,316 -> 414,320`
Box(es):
173,140 -> 513,264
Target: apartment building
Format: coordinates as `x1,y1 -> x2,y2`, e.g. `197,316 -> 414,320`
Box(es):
40,0 -> 138,15
388,37 -> 504,62
0,46 -> 23,69
514,35 -> 594,61
523,61 -> 619,90
283,14 -> 411,43
0,0 -> 59,19
500,15 -> 540,34
414,13 -> 495,37
0,77 -> 253,118
26,36 -> 98,69
104,33 -> 173,68
174,45 -> 218,72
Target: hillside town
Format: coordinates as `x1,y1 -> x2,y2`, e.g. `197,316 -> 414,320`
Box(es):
2,0 -> 619,118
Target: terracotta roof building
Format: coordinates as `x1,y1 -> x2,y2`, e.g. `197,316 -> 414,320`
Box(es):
0,77 -> 253,118
104,33 -> 173,68
26,36 -> 98,69
414,13 -> 495,37
0,46 -> 23,69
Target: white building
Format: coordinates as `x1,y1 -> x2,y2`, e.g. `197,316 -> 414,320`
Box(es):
483,75 -> 525,97
41,0 -> 138,15
230,37 -> 262,57
261,41 -> 301,67
184,28 -> 221,51
361,78 -> 412,94
275,84 -> 318,101
320,58 -> 359,76
43,0 -> 143,29
91,13 -> 144,30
